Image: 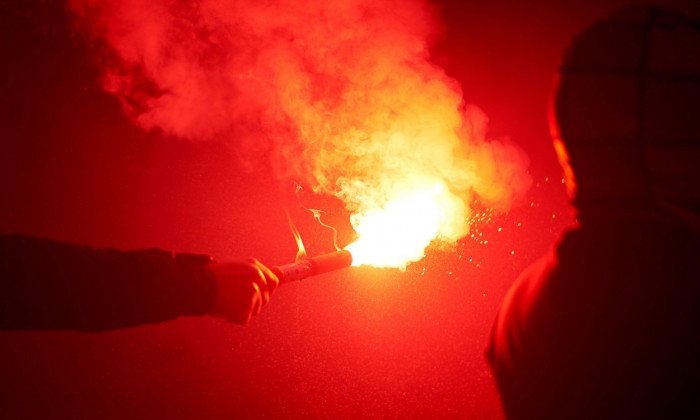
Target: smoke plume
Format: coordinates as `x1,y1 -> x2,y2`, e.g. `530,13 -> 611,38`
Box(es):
69,0 -> 530,252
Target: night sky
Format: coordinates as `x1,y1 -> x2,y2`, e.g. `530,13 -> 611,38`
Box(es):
1,0 -> 698,418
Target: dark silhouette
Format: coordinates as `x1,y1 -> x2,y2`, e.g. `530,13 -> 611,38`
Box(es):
0,232 -> 278,331
487,5 -> 700,419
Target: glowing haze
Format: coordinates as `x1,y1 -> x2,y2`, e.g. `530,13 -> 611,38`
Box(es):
69,0 -> 531,269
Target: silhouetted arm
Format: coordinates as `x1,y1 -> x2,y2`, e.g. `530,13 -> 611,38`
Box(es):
0,233 -> 216,331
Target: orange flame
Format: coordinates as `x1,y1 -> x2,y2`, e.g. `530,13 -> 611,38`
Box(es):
285,210 -> 307,262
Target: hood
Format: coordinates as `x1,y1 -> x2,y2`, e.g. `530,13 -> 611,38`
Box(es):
551,5 -> 700,229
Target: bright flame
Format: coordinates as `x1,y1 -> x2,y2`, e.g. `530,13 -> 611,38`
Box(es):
345,182 -> 464,269
284,209 -> 307,262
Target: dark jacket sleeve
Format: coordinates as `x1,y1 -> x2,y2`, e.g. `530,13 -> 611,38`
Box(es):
0,233 -> 217,331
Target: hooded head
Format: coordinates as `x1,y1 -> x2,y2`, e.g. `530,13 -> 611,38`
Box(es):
551,5 -> 700,227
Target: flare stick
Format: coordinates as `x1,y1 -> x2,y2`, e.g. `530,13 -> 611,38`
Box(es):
274,250 -> 353,284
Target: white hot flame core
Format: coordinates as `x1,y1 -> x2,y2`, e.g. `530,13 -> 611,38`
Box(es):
345,182 -> 466,270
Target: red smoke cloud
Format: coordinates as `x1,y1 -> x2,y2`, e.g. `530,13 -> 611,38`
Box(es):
69,0 -> 531,258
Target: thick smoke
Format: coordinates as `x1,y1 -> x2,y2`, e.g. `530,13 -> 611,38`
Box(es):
69,0 -> 530,247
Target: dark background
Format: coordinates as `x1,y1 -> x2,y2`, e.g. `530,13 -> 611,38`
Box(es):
1,0 -> 698,418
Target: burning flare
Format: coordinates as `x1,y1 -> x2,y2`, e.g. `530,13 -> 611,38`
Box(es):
345,182 -> 461,269
69,0 -> 532,270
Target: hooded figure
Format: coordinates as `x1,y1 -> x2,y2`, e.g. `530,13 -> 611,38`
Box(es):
487,5 -> 700,419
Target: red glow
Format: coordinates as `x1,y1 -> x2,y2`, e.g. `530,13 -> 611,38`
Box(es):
5,0 -> 669,418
